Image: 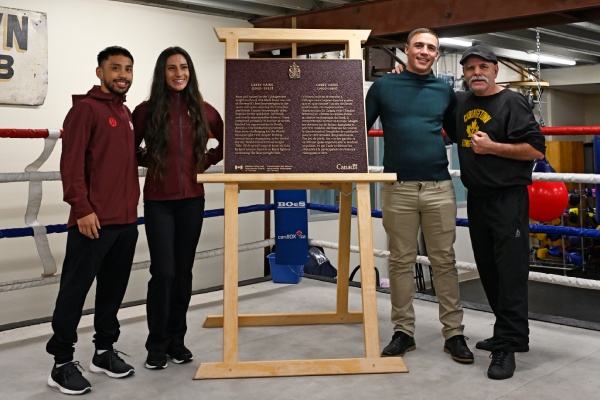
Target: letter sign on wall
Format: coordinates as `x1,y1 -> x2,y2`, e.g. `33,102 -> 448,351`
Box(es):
0,7 -> 48,105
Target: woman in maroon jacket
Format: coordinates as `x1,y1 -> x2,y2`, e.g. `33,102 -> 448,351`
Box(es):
132,47 -> 223,370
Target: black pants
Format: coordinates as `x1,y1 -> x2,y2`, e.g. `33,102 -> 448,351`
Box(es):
144,197 -> 205,353
46,223 -> 138,364
467,187 -> 530,352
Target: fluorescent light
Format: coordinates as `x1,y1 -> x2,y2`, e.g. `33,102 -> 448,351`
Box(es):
527,53 -> 576,66
487,47 -> 578,67
439,38 -> 473,48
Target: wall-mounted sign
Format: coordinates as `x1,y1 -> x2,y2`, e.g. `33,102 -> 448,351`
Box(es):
0,7 -> 48,105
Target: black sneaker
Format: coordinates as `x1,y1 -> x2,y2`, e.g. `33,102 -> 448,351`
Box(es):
488,350 -> 516,380
89,349 -> 134,378
476,337 -> 529,353
145,351 -> 168,370
444,335 -> 474,364
381,331 -> 416,357
167,345 -> 193,364
47,361 -> 92,395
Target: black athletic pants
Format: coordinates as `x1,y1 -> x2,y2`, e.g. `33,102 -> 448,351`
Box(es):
46,223 -> 138,364
144,197 -> 205,353
467,187 -> 530,352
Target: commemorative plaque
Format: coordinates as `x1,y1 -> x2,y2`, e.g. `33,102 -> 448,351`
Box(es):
224,59 -> 368,173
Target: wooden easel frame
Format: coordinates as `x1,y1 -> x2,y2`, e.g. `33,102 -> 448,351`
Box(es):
194,28 -> 407,379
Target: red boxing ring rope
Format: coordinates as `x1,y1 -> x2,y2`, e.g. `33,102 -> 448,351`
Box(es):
0,128 -> 221,139
367,127 -> 600,137
0,129 -> 63,139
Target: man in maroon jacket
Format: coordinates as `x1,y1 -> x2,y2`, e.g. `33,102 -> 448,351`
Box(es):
46,46 -> 140,396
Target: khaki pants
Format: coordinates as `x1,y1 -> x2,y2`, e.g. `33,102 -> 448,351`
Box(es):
381,180 -> 464,339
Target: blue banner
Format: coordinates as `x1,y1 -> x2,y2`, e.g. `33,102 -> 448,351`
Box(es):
274,190 -> 308,265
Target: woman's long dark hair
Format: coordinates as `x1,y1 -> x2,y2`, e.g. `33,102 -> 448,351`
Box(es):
145,47 -> 209,178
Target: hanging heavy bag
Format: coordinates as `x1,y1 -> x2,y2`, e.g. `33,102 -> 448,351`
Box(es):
349,265 -> 380,288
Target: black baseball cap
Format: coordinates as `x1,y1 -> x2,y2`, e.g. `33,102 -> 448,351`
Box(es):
460,45 -> 498,65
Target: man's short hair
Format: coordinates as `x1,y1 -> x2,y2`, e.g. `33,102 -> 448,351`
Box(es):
97,46 -> 134,67
460,45 -> 498,65
406,28 -> 439,45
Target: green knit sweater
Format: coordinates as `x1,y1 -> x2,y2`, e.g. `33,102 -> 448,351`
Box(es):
365,70 -> 457,181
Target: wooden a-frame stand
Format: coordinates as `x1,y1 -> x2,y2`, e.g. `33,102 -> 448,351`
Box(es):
194,27 -> 406,379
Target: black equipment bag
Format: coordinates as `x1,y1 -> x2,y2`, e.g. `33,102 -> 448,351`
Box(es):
303,246 -> 337,278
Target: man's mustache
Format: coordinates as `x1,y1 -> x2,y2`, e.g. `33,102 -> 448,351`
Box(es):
469,75 -> 489,85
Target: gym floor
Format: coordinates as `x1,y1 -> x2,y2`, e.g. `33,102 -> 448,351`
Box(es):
2,278 -> 599,399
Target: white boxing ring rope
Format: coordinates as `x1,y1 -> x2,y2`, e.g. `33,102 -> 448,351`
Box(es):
309,240 -> 600,291
2,128 -> 600,294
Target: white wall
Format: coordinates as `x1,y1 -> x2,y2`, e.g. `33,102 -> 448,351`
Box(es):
586,95 -> 600,125
547,90 -> 586,127
0,0 -> 260,326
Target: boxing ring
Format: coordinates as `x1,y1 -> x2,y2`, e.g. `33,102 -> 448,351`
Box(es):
2,127 -> 600,297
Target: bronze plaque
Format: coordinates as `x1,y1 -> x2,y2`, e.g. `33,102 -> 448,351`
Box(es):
224,59 -> 368,173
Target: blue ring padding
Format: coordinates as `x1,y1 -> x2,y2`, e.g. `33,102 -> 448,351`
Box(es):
0,203 -> 275,239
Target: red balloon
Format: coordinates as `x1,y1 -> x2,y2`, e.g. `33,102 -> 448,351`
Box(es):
527,181 -> 569,222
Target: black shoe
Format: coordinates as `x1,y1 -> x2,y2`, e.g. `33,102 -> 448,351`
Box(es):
47,361 -> 92,395
476,337 -> 529,353
488,350 -> 516,380
89,349 -> 135,378
381,331 -> 416,357
444,335 -> 474,364
476,337 -> 494,351
145,351 -> 168,370
167,345 -> 194,364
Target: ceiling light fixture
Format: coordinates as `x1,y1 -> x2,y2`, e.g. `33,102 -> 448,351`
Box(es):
488,47 -> 578,67
439,38 -> 473,48
527,53 -> 576,66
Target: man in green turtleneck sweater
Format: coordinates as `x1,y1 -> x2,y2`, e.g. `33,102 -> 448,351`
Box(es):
365,28 -> 473,365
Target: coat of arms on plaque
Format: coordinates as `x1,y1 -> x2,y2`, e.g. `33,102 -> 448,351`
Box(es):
288,62 -> 301,79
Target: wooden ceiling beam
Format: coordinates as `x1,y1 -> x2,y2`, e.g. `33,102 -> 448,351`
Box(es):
249,0 -> 600,56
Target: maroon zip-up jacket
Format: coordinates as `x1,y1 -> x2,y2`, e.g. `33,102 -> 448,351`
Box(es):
132,92 -> 224,201
61,85 -> 140,228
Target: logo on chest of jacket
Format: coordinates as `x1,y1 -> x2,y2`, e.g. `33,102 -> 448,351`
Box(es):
109,118 -> 117,127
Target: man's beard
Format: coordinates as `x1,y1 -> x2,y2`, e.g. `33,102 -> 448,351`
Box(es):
103,78 -> 131,95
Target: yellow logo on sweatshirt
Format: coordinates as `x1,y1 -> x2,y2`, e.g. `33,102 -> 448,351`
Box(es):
462,120 -> 479,148
467,120 -> 479,137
